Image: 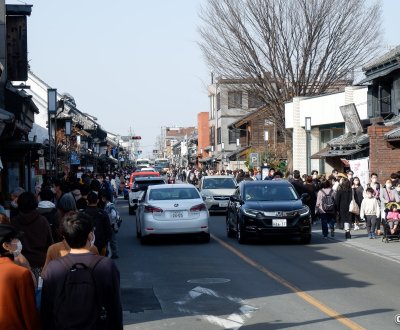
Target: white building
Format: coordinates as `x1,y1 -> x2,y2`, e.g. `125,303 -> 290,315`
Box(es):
207,78 -> 263,167
285,86 -> 368,174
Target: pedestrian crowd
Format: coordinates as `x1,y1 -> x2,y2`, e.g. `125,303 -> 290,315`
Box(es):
174,165 -> 400,241
0,170 -> 126,329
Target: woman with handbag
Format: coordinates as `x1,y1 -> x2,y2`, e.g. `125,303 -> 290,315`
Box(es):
351,177 -> 364,230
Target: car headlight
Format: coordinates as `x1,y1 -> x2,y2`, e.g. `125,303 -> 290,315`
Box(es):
242,208 -> 260,218
298,206 -> 310,216
202,194 -> 213,201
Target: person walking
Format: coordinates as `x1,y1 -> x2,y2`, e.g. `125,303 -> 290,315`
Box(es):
0,223 -> 41,330
335,178 -> 353,239
351,177 -> 364,230
11,192 -> 54,281
101,189 -> 119,259
40,211 -> 122,330
360,187 -> 381,239
316,179 -> 336,238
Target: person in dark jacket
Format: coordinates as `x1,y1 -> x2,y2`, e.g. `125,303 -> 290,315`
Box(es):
11,192 -> 54,281
290,170 -> 305,196
335,178 -> 353,239
84,191 -> 112,256
352,177 -> 364,230
37,188 -> 62,243
41,211 -> 122,330
303,176 -> 317,224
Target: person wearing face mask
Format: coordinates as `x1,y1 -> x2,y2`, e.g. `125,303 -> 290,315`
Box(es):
0,223 -> 41,329
360,188 -> 381,239
41,211 -> 122,330
379,178 -> 400,236
351,177 -> 364,230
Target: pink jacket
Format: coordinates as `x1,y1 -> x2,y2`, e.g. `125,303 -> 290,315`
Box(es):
387,211 -> 400,221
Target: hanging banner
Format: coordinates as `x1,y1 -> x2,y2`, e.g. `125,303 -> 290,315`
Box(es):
348,157 -> 369,188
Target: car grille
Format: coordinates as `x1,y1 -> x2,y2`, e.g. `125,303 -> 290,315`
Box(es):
213,196 -> 230,201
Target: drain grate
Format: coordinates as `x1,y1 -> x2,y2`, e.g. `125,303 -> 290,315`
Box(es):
121,288 -> 161,313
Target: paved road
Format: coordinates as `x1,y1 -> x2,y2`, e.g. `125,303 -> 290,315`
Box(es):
113,197 -> 400,330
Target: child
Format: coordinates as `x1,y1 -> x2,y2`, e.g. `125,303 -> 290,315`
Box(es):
386,204 -> 400,234
360,187 -> 381,239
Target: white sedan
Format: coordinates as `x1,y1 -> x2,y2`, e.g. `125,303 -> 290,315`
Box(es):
136,184 -> 210,244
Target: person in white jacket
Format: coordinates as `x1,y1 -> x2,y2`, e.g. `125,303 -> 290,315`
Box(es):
360,187 -> 381,239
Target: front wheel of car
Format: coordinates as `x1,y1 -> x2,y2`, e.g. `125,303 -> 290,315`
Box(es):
237,221 -> 247,244
129,205 -> 135,215
226,215 -> 235,238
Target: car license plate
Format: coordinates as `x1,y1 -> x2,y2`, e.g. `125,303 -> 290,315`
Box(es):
218,202 -> 228,207
171,211 -> 183,219
272,219 -> 287,227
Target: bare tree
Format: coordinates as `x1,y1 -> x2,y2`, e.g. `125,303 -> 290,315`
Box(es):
198,0 -> 382,139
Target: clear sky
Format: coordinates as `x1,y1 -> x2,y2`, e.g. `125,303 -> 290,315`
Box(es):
7,0 -> 400,157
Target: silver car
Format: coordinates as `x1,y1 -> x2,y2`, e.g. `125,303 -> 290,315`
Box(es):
136,184 -> 210,244
199,175 -> 237,213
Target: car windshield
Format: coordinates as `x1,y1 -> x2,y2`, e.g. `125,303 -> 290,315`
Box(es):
244,185 -> 298,201
149,188 -> 200,200
134,180 -> 164,190
203,178 -> 236,189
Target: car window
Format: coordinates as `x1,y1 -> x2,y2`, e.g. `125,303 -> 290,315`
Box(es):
203,178 -> 236,189
149,188 -> 200,200
244,185 -> 298,201
134,180 -> 165,190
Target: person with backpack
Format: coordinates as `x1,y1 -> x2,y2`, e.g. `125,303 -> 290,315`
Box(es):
40,211 -> 122,330
84,192 -> 112,256
316,179 -> 336,238
100,189 -> 120,259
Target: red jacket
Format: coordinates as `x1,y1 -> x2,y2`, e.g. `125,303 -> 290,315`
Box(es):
0,257 -> 41,329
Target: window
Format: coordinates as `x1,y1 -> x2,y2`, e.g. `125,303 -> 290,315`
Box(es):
216,93 -> 221,110
229,128 -> 240,144
248,92 -> 264,108
217,127 -> 221,144
228,91 -> 242,108
209,127 -> 215,145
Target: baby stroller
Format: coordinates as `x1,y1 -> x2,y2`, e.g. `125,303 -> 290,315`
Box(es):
382,202 -> 400,243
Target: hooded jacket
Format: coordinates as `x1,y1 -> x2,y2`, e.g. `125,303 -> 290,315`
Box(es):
11,210 -> 54,268
37,201 -> 62,243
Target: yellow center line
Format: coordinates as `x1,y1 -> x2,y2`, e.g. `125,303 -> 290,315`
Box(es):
212,234 -> 366,330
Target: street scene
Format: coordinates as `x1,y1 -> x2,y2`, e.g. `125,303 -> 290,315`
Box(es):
1,0 -> 400,329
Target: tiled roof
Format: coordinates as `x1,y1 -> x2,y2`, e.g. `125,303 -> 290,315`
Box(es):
363,45 -> 400,71
384,127 -> 400,140
328,133 -> 369,147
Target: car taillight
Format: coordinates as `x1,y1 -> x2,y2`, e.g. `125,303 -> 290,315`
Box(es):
190,204 -> 207,212
144,205 -> 163,213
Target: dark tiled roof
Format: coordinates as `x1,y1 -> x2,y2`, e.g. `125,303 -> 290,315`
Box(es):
384,127 -> 400,140
328,133 -> 369,147
363,45 -> 400,71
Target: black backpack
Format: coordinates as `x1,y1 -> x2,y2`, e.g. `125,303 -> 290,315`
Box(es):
321,190 -> 335,213
53,255 -> 108,329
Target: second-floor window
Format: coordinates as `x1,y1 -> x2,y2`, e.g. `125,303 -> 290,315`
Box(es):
248,92 -> 264,108
228,128 -> 240,144
217,127 -> 222,144
228,91 -> 242,108
209,127 -> 215,146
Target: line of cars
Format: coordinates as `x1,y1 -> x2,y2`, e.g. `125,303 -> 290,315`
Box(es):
126,172 -> 312,245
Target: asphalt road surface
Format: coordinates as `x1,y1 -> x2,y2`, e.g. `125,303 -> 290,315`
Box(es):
113,197 -> 400,330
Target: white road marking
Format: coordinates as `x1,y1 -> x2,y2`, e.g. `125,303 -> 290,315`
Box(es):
174,286 -> 258,329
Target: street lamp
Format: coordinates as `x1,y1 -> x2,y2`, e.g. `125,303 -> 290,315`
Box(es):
65,118 -> 72,172
47,89 -> 57,173
305,117 -> 311,175
264,130 -> 269,165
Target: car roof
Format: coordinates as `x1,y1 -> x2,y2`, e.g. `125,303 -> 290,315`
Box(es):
149,183 -> 197,190
240,180 -> 291,187
202,175 -> 234,179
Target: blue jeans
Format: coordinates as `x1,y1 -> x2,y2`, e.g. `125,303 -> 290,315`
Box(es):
320,213 -> 335,237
